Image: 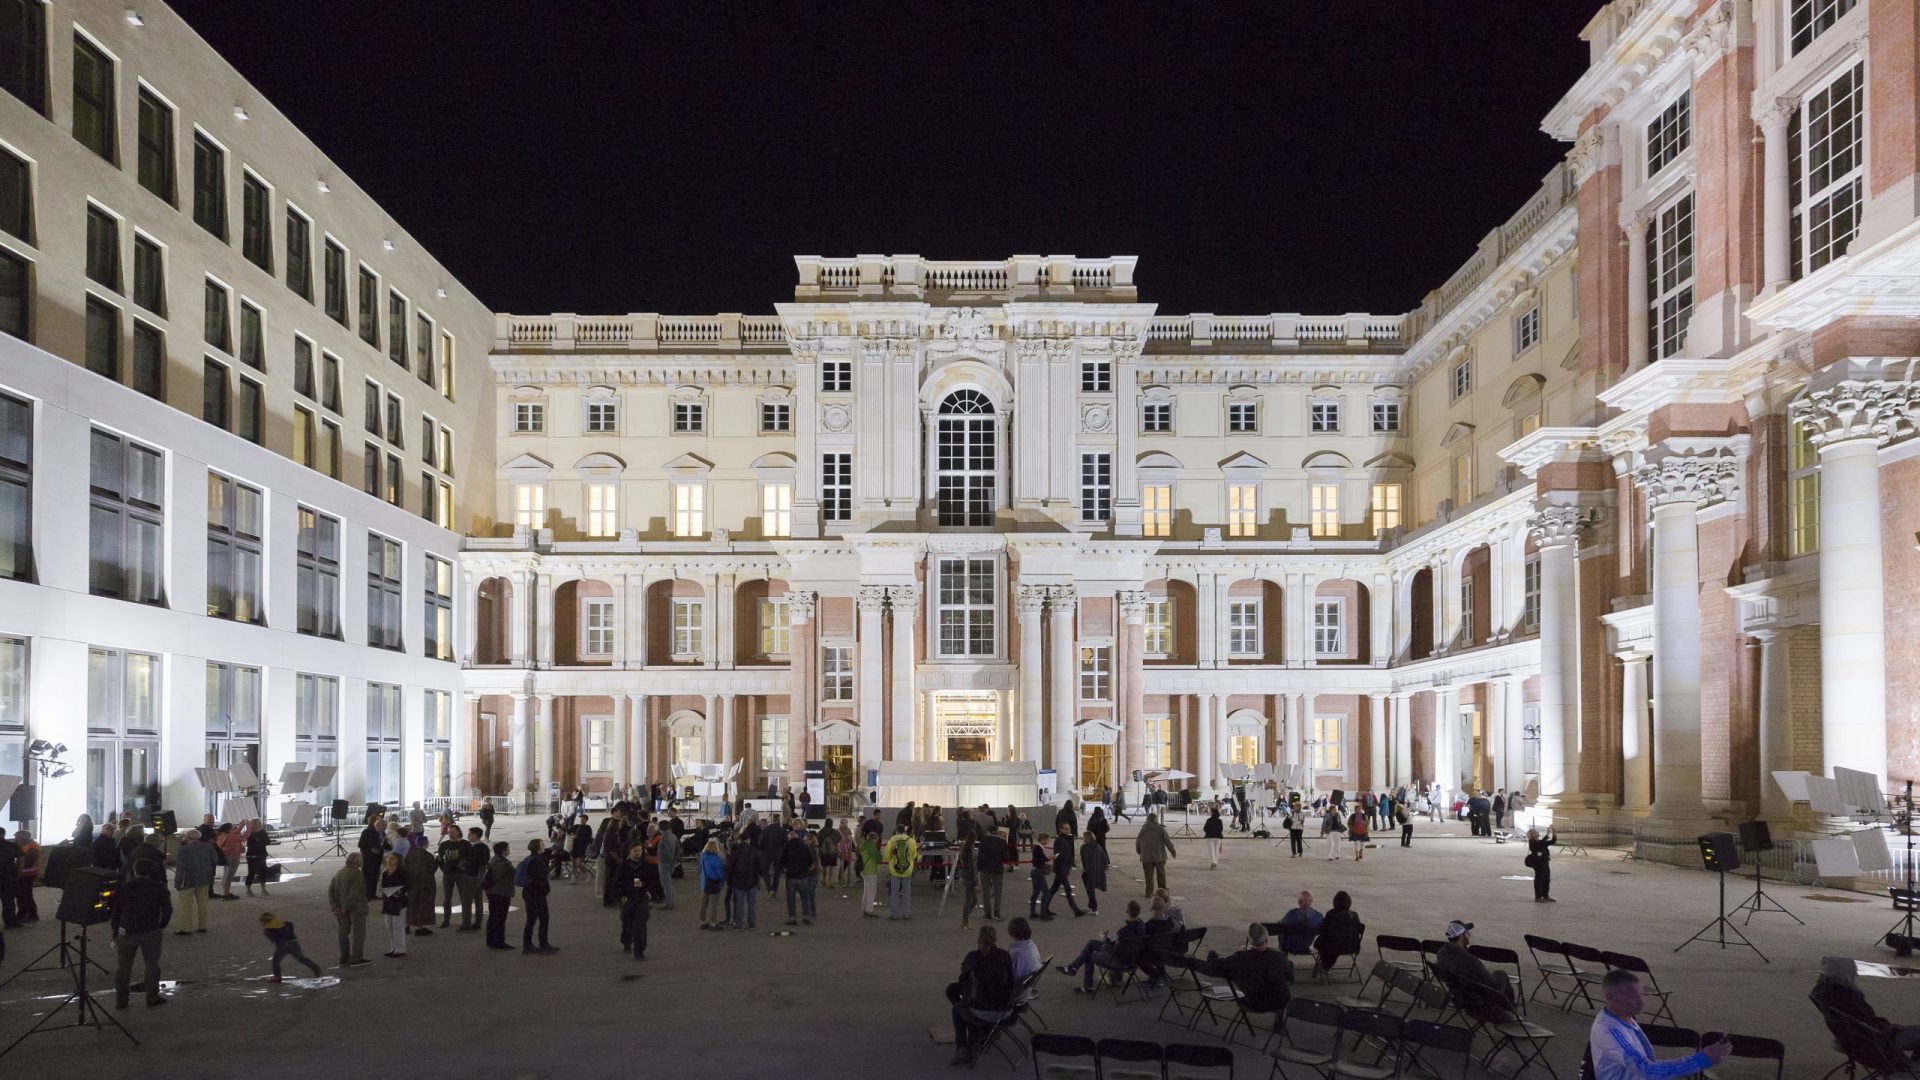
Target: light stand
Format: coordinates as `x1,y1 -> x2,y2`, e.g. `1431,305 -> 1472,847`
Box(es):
25,740 -> 72,834
1885,781 -> 1919,954
1675,836 -> 1767,963
1728,821 -> 1801,927
316,803 -> 350,860
0,922 -> 137,1057
0,918 -> 108,987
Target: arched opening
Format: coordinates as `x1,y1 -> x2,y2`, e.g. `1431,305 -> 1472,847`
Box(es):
936,389 -> 997,526
1225,578 -> 1283,663
736,578 -> 791,664
664,710 -> 711,775
1225,709 -> 1267,768
1408,567 -> 1434,661
1458,544 -> 1493,648
1143,578 -> 1198,665
553,579 -> 616,666
1312,578 -> 1371,665
475,576 -> 511,665
648,579 -> 708,666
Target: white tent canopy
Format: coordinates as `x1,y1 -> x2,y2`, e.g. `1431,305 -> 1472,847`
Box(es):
874,761 -> 1037,808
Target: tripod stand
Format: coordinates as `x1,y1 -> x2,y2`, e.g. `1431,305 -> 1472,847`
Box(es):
1675,868 -> 1768,962
1729,858 -> 1802,926
0,923 -> 138,1058
1886,781 -> 1919,953
315,813 -> 350,860
0,919 -> 109,989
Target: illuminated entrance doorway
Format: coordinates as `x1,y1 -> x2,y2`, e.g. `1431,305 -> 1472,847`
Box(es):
1461,704 -> 1484,792
817,720 -> 857,808
936,692 -> 998,762
1077,721 -> 1118,795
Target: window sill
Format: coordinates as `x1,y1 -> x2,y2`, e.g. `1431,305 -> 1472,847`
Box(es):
669,653 -> 702,663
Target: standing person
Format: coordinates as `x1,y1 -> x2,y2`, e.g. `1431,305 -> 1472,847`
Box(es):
1492,790 -> 1507,832
726,837 -> 761,930
377,853 -> 409,958
1087,806 -> 1110,851
1348,807 -> 1370,861
1135,813 -> 1175,897
436,828 -> 469,929
172,828 -> 215,935
12,830 -> 39,923
111,859 -> 171,1009
836,819 -> 855,887
1322,804 -> 1347,861
1204,805 -> 1225,869
242,819 -> 272,896
328,853 -> 370,966
781,827 -> 813,926
518,839 -> 555,953
356,814 -> 387,900
408,801 -> 428,839
1591,969 -> 1728,1077
455,827 -> 488,931
1526,827 -> 1557,902
1508,790 -> 1526,829
91,821 -> 120,872
1112,786 -> 1130,824
258,912 -> 324,982
482,841 -> 515,950
1027,833 -> 1052,919
214,822 -> 243,900
956,836 -> 978,931
655,819 -> 681,909
857,828 -> 883,919
759,815 -> 788,899
1397,799 -> 1414,847
478,800 -> 495,841
884,825 -> 918,920
818,819 -> 841,887
1285,802 -> 1306,858
403,838 -> 438,936
799,831 -> 824,924
1079,830 -> 1108,915
617,842 -> 650,959
1043,829 -> 1084,918
977,826 -> 1008,922
696,838 -> 726,930
1054,799 -> 1079,842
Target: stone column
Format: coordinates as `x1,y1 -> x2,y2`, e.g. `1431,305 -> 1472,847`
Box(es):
510,692 -> 533,806
714,572 -> 737,669
1368,691 -> 1387,789
857,585 -> 888,757
1749,632 -> 1791,820
1369,571 -> 1394,664
1431,686 -> 1457,797
1119,589 -> 1148,791
1618,651 -> 1652,814
536,693 -> 556,794
1215,692 -> 1234,785
612,694 -> 629,786
1499,677 -> 1525,794
1758,101 -> 1793,295
1017,585 -> 1047,764
788,593 -> 816,783
720,693 -> 736,776
1049,587 -> 1079,792
1298,692 -> 1316,788
890,585 -> 919,762
1429,556 -> 1450,655
533,573 -> 554,668
1485,680 -> 1507,791
459,567 -> 480,665
621,573 -> 647,669
1526,505 -> 1593,809
1195,693 -> 1215,793
627,693 -> 648,787
1624,211 -> 1651,371
1392,693 -> 1413,785
509,568 -> 531,665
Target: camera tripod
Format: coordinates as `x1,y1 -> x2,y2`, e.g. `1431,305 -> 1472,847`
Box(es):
0,919 -> 108,990
0,923 -> 138,1058
315,817 -> 350,860
1675,867 -> 1767,963
1729,857 -> 1802,926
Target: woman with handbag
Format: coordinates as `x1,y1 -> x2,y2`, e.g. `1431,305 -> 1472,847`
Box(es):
1347,808 -> 1370,861
243,818 -> 272,896
377,853 -> 409,957
1525,827 -> 1556,902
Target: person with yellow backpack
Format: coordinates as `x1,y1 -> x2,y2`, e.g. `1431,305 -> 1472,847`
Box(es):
883,825 -> 918,921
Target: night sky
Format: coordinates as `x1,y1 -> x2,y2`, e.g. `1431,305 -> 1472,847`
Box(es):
171,4 -> 1594,319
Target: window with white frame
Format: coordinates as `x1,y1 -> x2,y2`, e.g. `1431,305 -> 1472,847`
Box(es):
1790,0 -> 1857,55
585,716 -> 612,772
1228,400 -> 1258,433
205,472 -> 262,624
586,482 -> 617,537
367,532 -> 403,651
761,483 -> 792,537
1311,715 -> 1342,770
1788,416 -> 1821,556
673,400 -> 703,434
1141,400 -> 1172,433
1144,600 -> 1172,657
1079,645 -> 1111,700
1514,305 -> 1540,354
0,639 -> 21,792
1227,601 -> 1260,656
1645,91 -> 1690,177
672,482 -> 704,537
821,646 -> 853,701
424,553 -> 453,661
514,401 -> 543,433
425,690 -> 452,798
365,681 -> 402,806
1522,555 -> 1541,630
935,390 -> 996,527
583,598 -> 615,657
1792,63 -> 1864,278
1309,483 -> 1340,538
1650,192 -> 1695,360
1227,483 -> 1257,537
761,400 -> 790,432
1450,359 -> 1472,401
1313,599 -> 1344,656
87,645 -> 161,822
1370,482 -> 1402,534
514,483 -> 545,531
292,672 -> 338,806
296,507 -> 340,638
671,599 -> 702,657
1080,360 -> 1111,393
203,661 -> 260,814
89,429 -> 165,605
1371,400 -> 1402,433
1144,716 -> 1171,770
1079,453 -> 1111,523
759,716 -> 789,774
1142,484 -> 1172,538
935,556 -> 996,657
759,597 -> 790,656
821,453 -> 851,522
820,359 -> 852,393
1460,575 -> 1476,643
586,400 -> 617,433
1309,400 -> 1340,433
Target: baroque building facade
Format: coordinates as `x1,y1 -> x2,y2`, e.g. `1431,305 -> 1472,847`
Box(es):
5,0 -> 1920,849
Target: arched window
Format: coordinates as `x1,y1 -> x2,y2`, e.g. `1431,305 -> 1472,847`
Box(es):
936,390 -> 996,526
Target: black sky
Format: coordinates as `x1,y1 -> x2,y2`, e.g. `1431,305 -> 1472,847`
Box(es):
170,4 -> 1594,318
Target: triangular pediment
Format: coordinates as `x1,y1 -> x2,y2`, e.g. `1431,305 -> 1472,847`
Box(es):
1363,451 -> 1415,472
1440,422 -> 1477,448
662,453 -> 714,473
1218,451 -> 1268,472
499,453 -> 553,473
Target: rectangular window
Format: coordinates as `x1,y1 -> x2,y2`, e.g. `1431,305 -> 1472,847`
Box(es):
1309,483 -> 1340,538
1143,600 -> 1171,658
514,484 -> 543,530
586,482 -> 617,537
1079,645 -> 1111,700
821,646 -> 853,702
191,132 -> 225,239
1450,359 -> 1472,401
584,716 -> 611,771
936,556 -> 996,657
1372,400 -> 1402,433
761,400 -> 791,432
241,173 -> 272,272
1227,482 -> 1257,537
201,357 -> 229,429
514,402 -> 544,433
1650,192 -> 1695,361
1453,454 -> 1475,507
586,400 -> 617,433
0,0 -> 46,113
71,34 -> 114,162
292,673 -> 339,804
0,247 -> 26,339
85,205 -> 120,291
1141,401 -> 1172,433
1793,64 -> 1864,278
1226,400 -> 1258,433
84,295 -> 118,379
203,278 -> 230,352
363,442 -> 379,497
759,716 -> 789,774
820,360 -> 851,393
1311,716 -> 1341,771
1514,305 -> 1540,354
387,290 -> 407,367
1313,599 -> 1344,656
385,392 -> 403,447
365,682 -> 401,806
1645,91 -> 1690,177
419,471 -> 436,523
1521,556 -> 1541,631
0,391 -> 29,581
1788,416 -> 1821,556
436,480 -> 452,529
1080,360 -> 1111,393
357,266 -> 379,347
673,401 -> 703,433
759,598 -> 791,656
135,87 -> 174,202
672,482 -> 704,537
1079,452 -> 1111,523
366,532 -> 403,650
363,379 -> 382,433
671,599 -> 703,657
1515,406 -> 1544,439
384,453 -> 401,506
821,453 -> 852,522
1370,482 -> 1402,534
88,428 -> 164,604
238,301 -> 263,369
415,312 -> 432,384
420,416 -> 436,470
1791,0 -> 1858,54
205,472 -> 262,623
323,239 -> 347,324
1144,716 -> 1171,771
1309,400 -> 1339,433
422,690 -> 451,797
760,482 -> 791,537
436,425 -> 453,476
425,553 -> 453,661
1142,484 -> 1172,538
321,421 -> 341,479
294,405 -> 315,467
132,234 -> 163,314
438,330 -> 455,401
294,336 -> 315,399
1460,575 -> 1476,645
0,146 -> 29,243
285,206 -> 311,299
87,647 -> 159,733
1227,601 -> 1260,657
131,320 -> 162,399
235,377 -> 262,444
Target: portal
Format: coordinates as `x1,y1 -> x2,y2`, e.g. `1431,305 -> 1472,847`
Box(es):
936,692 -> 998,762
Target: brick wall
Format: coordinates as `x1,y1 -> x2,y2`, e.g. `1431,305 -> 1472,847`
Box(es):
1881,455 -> 1920,782
1578,548 -> 1620,798
1698,513 -> 1741,802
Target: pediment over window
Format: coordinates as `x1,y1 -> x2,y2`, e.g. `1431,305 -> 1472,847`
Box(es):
574,452 -> 626,477
1440,422 -> 1477,448
662,453 -> 713,476
751,452 -> 797,482
1224,384 -> 1259,402
499,453 -> 553,476
508,384 -> 546,402
1363,451 -> 1415,472
1301,450 -> 1352,471
670,384 -> 706,402
1219,451 -> 1268,476
1136,451 -> 1182,470
1502,374 -> 1547,408
583,384 -> 618,402
813,719 -> 856,745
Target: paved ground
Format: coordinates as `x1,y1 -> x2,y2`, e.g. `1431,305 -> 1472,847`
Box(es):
0,814 -> 1912,1078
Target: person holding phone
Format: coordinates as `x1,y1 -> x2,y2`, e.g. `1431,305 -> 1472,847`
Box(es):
1590,969 -> 1727,1078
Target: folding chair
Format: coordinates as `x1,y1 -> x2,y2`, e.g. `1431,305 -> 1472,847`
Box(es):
1523,934 -> 1581,1011
1377,934 -> 1426,979
1601,950 -> 1676,1026
1467,944 -> 1529,1017
1015,957 -> 1052,1036
1191,971 -> 1246,1038
1338,960 -> 1398,1011
976,999 -> 1034,1071
1458,985 -> 1558,1080
1331,1008 -> 1404,1080
1417,940 -> 1447,983
1096,1038 -> 1165,1080
1029,1033 -> 1097,1080
1639,1024 -> 1700,1055
1159,952 -> 1221,1028
1810,992 -> 1920,1080
1315,922 -> 1366,984
1559,942 -> 1608,1012
1166,1042 -> 1236,1080
1269,998 -> 1345,1079
1401,1019 -> 1475,1080
1699,1031 -> 1786,1080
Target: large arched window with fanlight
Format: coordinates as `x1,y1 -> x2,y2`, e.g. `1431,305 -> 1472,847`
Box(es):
936,389 -> 996,526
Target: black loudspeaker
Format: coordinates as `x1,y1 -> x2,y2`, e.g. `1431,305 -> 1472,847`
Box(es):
1738,820 -> 1773,853
331,799 -> 350,822
41,843 -> 90,889
150,809 -> 177,835
55,866 -> 117,926
1698,832 -> 1742,873
7,783 -> 32,822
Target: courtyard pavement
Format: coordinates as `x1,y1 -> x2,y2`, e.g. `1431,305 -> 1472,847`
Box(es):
0,813 -> 1914,1078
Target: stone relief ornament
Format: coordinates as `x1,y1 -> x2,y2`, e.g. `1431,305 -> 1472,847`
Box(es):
1079,403 -> 1113,434
1790,379 -> 1919,449
1525,505 -> 1597,547
941,307 -> 993,345
1633,453 -> 1740,510
820,403 -> 853,433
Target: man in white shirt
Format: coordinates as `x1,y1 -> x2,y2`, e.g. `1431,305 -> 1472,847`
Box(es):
1590,968 -> 1727,1079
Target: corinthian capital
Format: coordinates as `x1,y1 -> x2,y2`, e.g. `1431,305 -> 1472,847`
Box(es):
1047,585 -> 1078,613
1117,589 -> 1149,621
887,584 -> 920,613
1015,584 -> 1049,616
1790,379 -> 1919,450
857,585 -> 889,613
1633,452 -> 1740,510
786,591 -> 815,622
1525,505 -> 1596,548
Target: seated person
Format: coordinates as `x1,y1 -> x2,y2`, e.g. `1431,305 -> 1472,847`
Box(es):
1140,896 -> 1181,985
1813,956 -> 1920,1053
1433,920 -> 1514,1008
948,925 -> 1017,1066
1006,916 -> 1042,1002
1313,890 -> 1364,972
1152,887 -> 1187,932
1057,899 -> 1148,994
1276,890 -> 1323,956
1198,923 -> 1293,1015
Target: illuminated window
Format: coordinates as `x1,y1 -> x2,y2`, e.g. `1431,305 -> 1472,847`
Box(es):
1311,716 -> 1342,770
1309,483 -> 1340,538
759,716 -> 789,773
761,483 -> 792,537
1142,484 -> 1172,537
513,483 -> 544,531
585,482 -> 617,537
1079,645 -> 1111,700
1650,192 -> 1695,360
673,483 -> 704,537
1370,483 -> 1402,534
1227,483 -> 1257,537
671,599 -> 702,657
759,598 -> 790,656
1144,600 -> 1172,657
1144,716 -> 1171,770
1788,417 -> 1820,556
821,646 -> 853,701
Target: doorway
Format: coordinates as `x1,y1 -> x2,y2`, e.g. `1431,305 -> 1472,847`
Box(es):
823,745 -> 855,804
1463,704 -> 1484,792
936,692 -> 998,762
1080,743 -> 1114,794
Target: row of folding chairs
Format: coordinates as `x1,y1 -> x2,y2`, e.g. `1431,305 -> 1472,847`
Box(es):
1302,961 -> 1559,1078
1522,935 -> 1675,1023
1268,1000 -> 1477,1079
1100,928 -> 1212,1006
1577,1024 -> 1783,1080
975,954 -> 1057,1069
1032,1034 -> 1233,1080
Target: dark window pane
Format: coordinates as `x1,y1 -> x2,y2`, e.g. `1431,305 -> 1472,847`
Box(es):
238,303 -> 262,369
84,206 -> 118,290
241,174 -> 271,271
203,280 -> 228,351
132,236 -> 164,314
131,321 -> 163,399
71,35 -> 113,161
0,0 -> 48,113
387,291 -> 406,366
357,268 -> 378,347
235,378 -> 261,443
84,296 -> 117,378
202,358 -> 228,428
192,133 -> 225,239
0,248 -> 24,339
0,147 -> 28,242
323,241 -> 346,323
285,209 -> 310,299
135,88 -> 174,203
